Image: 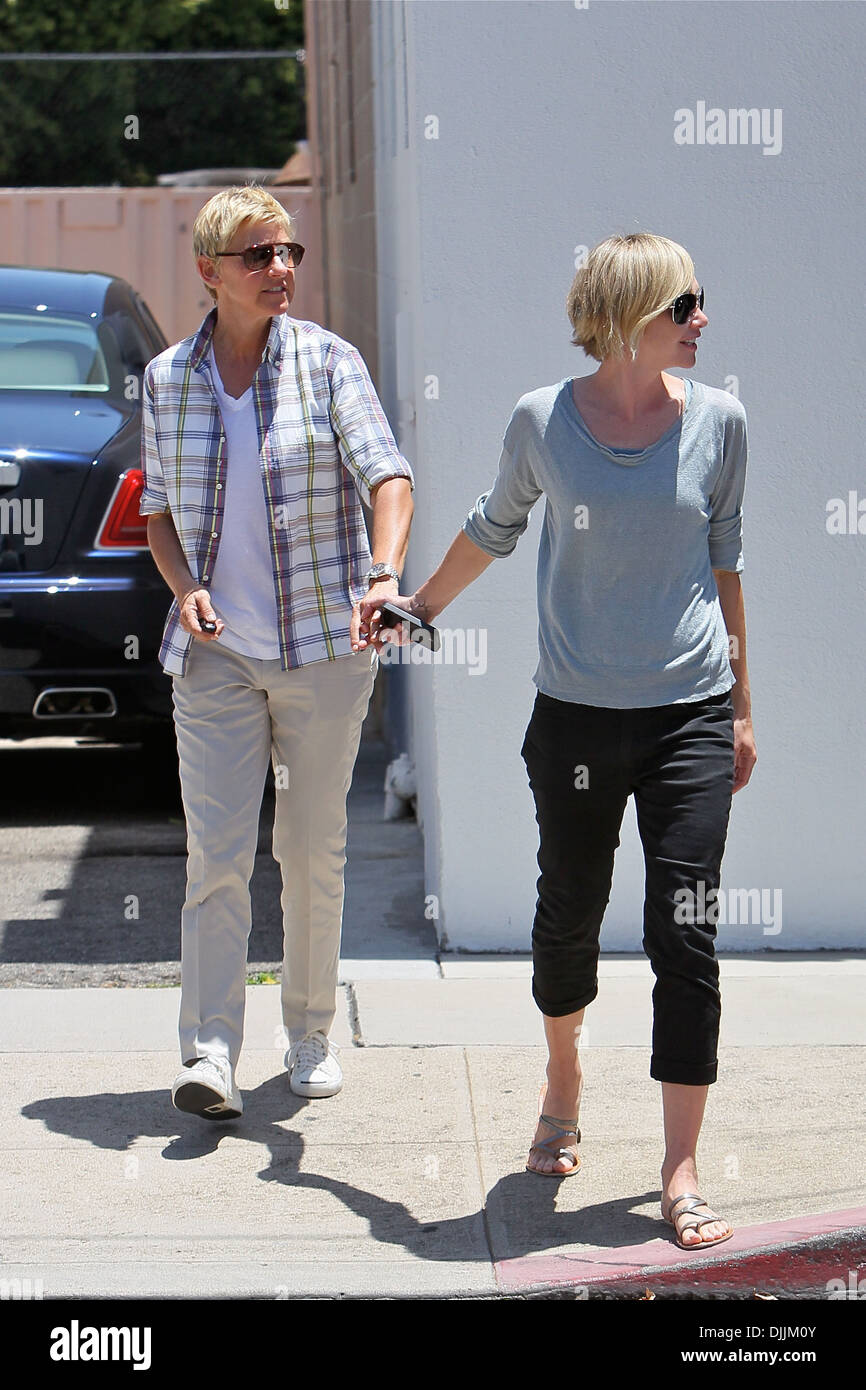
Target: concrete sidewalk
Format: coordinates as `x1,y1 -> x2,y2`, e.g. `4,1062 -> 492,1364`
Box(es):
1,737 -> 864,1298
1,956 -> 864,1299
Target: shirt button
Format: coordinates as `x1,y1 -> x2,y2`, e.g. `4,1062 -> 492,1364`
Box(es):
211,531 -> 218,538
216,483 -> 223,490
202,573 -> 209,582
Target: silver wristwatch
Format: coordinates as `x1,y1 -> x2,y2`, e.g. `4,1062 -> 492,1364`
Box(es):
364,562 -> 401,586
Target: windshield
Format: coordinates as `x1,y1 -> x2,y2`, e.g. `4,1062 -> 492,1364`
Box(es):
0,309 -> 113,391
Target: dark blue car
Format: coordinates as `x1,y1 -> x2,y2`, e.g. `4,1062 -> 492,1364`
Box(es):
0,265 -> 174,745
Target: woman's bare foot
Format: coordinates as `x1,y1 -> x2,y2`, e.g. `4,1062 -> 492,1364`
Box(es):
526,1075 -> 582,1175
661,1162 -> 732,1246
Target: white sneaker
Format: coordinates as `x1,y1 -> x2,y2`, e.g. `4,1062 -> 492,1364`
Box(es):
171,1055 -> 243,1121
286,1031 -> 342,1098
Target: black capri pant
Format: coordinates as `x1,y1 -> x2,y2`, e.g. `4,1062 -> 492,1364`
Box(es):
520,689 -> 735,1086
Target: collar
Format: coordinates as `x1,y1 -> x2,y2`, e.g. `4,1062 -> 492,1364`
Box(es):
190,306 -> 286,371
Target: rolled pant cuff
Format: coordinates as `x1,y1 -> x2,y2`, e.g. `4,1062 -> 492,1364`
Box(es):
650,1057 -> 718,1086
532,981 -> 599,1018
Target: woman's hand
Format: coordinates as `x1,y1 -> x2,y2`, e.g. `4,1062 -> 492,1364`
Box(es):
178,587 -> 224,641
732,711 -> 756,792
351,530 -> 494,652
352,584 -> 419,652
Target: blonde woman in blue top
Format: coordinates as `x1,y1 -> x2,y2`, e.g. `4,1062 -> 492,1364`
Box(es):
357,233 -> 756,1250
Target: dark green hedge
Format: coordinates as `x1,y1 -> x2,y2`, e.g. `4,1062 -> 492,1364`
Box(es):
0,0 -> 305,185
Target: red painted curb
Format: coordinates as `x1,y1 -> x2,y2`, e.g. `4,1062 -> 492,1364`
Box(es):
495,1206 -> 866,1292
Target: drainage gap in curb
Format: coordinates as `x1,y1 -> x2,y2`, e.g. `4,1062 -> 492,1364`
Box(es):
346,982 -> 365,1047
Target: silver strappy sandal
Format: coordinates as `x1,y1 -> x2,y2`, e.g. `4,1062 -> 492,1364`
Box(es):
525,1112 -> 582,1178
662,1192 -> 734,1250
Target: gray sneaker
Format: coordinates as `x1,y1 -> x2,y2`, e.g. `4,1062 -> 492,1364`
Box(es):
171,1055 -> 243,1121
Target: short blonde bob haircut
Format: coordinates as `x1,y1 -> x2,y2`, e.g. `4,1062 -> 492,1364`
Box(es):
192,185 -> 296,302
566,233 -> 695,362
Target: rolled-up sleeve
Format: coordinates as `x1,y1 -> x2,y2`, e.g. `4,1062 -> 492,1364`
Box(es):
463,433 -> 543,559
708,401 -> 748,572
138,363 -> 170,517
328,347 -> 415,507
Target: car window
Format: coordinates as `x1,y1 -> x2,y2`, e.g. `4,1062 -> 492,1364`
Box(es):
100,310 -> 152,374
0,310 -> 111,391
134,296 -> 168,354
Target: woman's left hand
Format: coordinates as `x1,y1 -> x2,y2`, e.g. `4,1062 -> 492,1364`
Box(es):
732,713 -> 757,792
351,578 -> 401,651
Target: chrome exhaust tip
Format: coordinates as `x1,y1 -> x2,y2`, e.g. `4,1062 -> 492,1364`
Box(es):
32,687 -> 118,719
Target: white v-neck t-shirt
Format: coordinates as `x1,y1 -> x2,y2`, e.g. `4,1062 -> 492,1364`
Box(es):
206,359 -> 282,660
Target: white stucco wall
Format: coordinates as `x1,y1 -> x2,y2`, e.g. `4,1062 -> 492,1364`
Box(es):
371,0 -> 866,951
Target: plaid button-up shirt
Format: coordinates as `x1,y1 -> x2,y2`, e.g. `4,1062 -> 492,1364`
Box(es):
140,308 -> 414,676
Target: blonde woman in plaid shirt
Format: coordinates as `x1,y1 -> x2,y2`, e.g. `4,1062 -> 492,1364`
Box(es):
141,187 -> 414,1119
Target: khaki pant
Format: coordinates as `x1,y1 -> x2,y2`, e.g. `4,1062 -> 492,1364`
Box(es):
171,639 -> 377,1070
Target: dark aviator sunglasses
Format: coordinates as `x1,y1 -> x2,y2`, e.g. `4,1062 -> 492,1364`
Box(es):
216,241 -> 305,271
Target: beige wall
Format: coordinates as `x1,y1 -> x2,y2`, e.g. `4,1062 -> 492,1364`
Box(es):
303,0 -> 392,738
0,186 -> 324,347
305,0 -> 379,376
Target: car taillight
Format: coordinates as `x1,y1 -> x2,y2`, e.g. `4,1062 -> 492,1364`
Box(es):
96,469 -> 149,549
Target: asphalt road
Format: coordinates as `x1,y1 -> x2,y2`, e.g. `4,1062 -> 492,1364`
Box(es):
0,734 -> 434,987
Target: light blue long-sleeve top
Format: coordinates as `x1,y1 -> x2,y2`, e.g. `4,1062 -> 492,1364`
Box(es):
462,377 -> 748,708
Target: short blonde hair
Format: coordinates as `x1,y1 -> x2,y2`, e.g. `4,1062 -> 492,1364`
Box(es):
193,185 -> 295,302
566,233 -> 695,362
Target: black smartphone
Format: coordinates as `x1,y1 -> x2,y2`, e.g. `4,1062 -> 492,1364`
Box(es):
378,601 -> 440,652
200,619 -> 217,634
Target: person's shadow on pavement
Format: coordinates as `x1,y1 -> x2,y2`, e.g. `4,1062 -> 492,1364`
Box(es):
22,1076 -> 670,1263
